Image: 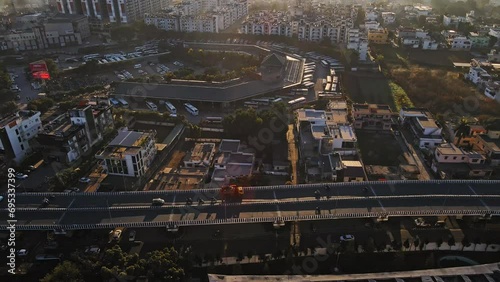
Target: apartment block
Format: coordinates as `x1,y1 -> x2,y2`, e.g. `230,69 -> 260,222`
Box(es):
368,28 -> 389,44
69,99 -> 114,147
450,37 -> 472,50
352,104 -> 392,130
96,128 -> 157,177
381,12 -> 395,24
400,108 -> 443,149
0,111 -> 42,165
468,32 -> 490,48
346,28 -> 368,61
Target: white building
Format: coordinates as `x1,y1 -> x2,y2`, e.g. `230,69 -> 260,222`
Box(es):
443,15 -> 467,27
96,128 -> 157,177
0,111 -> 42,165
422,38 -> 439,50
364,20 -> 380,31
466,65 -> 491,85
484,81 -> 500,103
400,108 -> 443,149
365,10 -> 378,21
381,12 -> 395,24
347,28 -> 368,61
450,37 -> 472,50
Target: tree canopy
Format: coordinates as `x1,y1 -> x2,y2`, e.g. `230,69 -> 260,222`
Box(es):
41,261 -> 84,282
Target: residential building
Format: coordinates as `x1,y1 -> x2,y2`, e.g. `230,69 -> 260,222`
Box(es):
0,111 -> 42,165
365,9 -> 378,21
347,28 -> 368,61
96,128 -> 157,177
212,139 -> 255,183
146,0 -> 247,32
443,15 -> 467,27
106,0 -> 163,24
454,125 -> 487,148
0,13 -> 89,51
68,99 -> 114,147
484,81 -> 500,102
381,12 -> 395,24
465,65 -> 491,85
401,37 -> 421,47
432,143 -> 492,178
36,113 -> 90,164
487,49 -> 500,63
474,132 -> 500,166
468,32 -> 490,48
413,5 -> 432,16
352,104 -> 392,130
183,143 -> 216,167
396,27 -> 416,39
340,160 -> 366,182
364,21 -> 380,31
450,37 -> 472,50
367,28 -> 389,44
422,38 -> 439,50
400,108 -> 443,149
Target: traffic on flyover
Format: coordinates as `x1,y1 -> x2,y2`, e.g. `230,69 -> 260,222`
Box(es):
1,180 -> 499,230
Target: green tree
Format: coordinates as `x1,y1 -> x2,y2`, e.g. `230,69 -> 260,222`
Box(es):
110,26 -> 135,43
27,97 -> 55,113
45,59 -> 59,78
0,101 -> 19,117
41,261 -> 84,282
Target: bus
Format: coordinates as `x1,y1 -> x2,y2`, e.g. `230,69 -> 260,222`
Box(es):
321,60 -> 329,67
83,54 -> 100,62
288,97 -> 306,106
117,98 -> 129,108
146,101 -> 157,111
205,117 -> 223,124
325,83 -> 332,91
244,101 -> 259,108
292,88 -> 309,95
326,76 -> 332,84
184,103 -> 199,116
272,98 -> 283,103
164,101 -> 176,114
109,98 -> 120,106
251,98 -> 270,105
303,82 -> 315,88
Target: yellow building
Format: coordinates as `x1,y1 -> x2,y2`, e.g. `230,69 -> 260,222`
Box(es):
368,28 -> 389,44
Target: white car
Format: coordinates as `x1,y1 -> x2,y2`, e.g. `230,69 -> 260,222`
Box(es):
15,173 -> 28,179
129,230 -> 136,242
340,235 -> 355,242
79,177 -> 91,183
85,246 -> 100,254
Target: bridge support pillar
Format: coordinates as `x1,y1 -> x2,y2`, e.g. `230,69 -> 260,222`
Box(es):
290,221 -> 301,249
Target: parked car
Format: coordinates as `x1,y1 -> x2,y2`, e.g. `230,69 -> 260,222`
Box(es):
129,230 -> 136,242
15,173 -> 28,179
85,246 -> 100,254
79,177 -> 91,183
340,235 -> 355,242
17,249 -> 28,256
152,198 -> 165,205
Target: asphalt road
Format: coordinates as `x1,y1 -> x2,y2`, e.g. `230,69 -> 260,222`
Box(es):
1,181 -> 499,228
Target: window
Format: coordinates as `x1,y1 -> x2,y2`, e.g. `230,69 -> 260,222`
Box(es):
453,156 -> 457,160
444,156 -> 448,160
20,144 -> 24,150
18,137 -> 21,142
15,129 -> 19,135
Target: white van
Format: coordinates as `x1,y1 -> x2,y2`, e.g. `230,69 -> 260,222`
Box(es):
152,198 -> 165,205
134,64 -> 142,69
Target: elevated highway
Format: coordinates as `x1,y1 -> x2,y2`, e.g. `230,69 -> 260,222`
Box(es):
1,180 -> 499,231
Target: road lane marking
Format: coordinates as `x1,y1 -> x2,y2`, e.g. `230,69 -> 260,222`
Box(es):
169,194 -> 177,221
468,185 -> 489,210
56,198 -> 75,224
273,191 -> 281,217
369,186 -> 386,212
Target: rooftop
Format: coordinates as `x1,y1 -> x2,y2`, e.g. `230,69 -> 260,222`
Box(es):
436,143 -> 465,155
353,104 -> 392,115
185,143 -> 215,163
0,110 -> 40,128
478,134 -> 500,152
219,139 -> 240,153
212,163 -> 253,179
109,129 -> 152,148
417,116 -> 439,129
261,53 -> 286,67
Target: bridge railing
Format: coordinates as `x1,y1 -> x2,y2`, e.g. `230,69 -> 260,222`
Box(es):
2,180 -> 499,197
2,209 -> 499,231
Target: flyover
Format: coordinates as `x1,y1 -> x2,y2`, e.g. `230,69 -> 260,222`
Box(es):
1,180 -> 499,231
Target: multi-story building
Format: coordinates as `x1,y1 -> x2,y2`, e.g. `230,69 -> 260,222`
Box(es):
474,131 -> 500,166
364,21 -> 380,31
432,143 -> 492,178
468,32 -> 490,48
69,99 -> 114,148
422,38 -> 439,50
381,12 -> 395,24
484,81 -> 500,102
454,125 -> 487,148
96,128 -> 157,177
443,15 -> 467,27
365,9 -> 378,21
0,111 -> 42,165
400,108 -> 443,149
145,0 -> 247,33
465,65 -> 491,85
450,37 -> 472,50
183,143 -> 216,167
346,28 -> 368,61
0,13 -> 89,51
36,113 -> 90,164
352,104 -> 392,130
368,28 -> 389,44
212,139 -> 255,183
